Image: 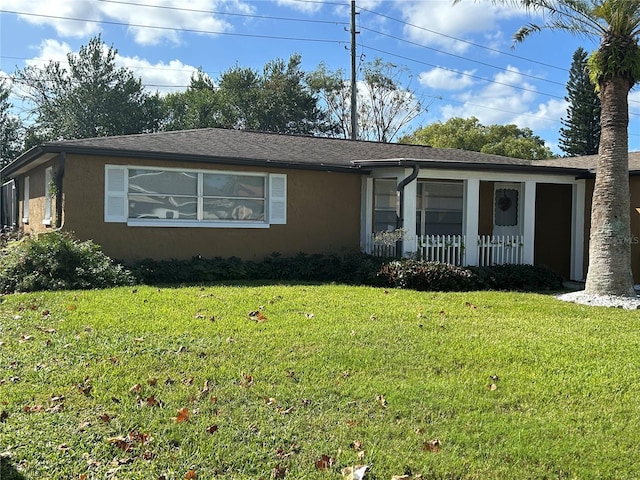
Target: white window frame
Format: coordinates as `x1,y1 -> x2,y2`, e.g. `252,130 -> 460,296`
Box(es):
43,167 -> 53,226
104,164 -> 286,228
22,176 -> 30,224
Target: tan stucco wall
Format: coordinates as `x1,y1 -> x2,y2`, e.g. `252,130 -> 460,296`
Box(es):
534,183 -> 572,279
61,155 -> 362,262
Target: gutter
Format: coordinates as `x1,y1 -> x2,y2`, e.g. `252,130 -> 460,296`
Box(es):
395,162 -> 420,256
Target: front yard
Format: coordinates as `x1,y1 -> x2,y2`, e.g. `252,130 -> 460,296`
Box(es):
1,284 -> 639,479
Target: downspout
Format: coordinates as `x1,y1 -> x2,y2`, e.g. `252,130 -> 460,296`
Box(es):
55,152 -> 65,229
396,162 -> 420,256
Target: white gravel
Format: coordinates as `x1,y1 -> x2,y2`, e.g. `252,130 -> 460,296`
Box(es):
556,290 -> 640,310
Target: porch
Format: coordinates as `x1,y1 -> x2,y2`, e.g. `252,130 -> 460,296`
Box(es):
363,233 -> 524,266
359,171 -> 586,280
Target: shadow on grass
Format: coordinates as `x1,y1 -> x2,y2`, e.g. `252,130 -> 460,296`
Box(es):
0,457 -> 26,480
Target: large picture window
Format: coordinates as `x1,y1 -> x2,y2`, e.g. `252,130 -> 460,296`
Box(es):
105,165 -> 285,227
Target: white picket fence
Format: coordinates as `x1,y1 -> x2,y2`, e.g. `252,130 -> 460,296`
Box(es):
364,233 -> 524,266
418,234 -> 464,265
476,235 -> 524,266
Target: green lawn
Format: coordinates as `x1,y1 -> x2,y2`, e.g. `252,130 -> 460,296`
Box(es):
1,284 -> 640,479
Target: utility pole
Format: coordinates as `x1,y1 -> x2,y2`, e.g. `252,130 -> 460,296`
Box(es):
350,0 -> 358,140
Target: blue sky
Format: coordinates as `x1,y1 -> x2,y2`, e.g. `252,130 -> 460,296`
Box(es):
1,0 -> 639,153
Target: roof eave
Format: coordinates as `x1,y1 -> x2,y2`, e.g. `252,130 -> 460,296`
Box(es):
2,144 -> 367,177
352,158 -> 589,176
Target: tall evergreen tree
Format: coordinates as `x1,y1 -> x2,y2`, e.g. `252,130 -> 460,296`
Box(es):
559,47 -> 601,156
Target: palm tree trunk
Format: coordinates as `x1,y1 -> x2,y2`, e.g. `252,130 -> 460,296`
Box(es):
585,75 -> 636,296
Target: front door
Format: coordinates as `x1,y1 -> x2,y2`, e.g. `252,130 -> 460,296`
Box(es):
493,182 -> 521,237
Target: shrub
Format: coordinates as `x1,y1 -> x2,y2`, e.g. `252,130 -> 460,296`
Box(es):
377,260 -> 484,292
0,232 -> 135,293
128,252 -> 386,286
470,264 -> 563,292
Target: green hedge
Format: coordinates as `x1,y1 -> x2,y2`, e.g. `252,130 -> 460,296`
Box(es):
0,232 -> 564,293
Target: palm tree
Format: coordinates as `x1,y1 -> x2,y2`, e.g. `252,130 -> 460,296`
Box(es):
455,0 -> 640,296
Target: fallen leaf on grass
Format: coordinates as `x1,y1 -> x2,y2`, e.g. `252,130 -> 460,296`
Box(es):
24,405 -> 43,413
465,302 -> 477,309
141,450 -> 155,460
18,335 -> 33,343
76,379 -> 92,396
272,464 -> 287,478
351,440 -> 363,451
35,326 -> 56,334
148,378 -> 158,386
248,311 -> 268,322
174,407 -> 190,423
130,383 -> 142,393
265,397 -> 277,405
487,383 -> 498,391
46,403 -> 64,413
200,380 -> 211,397
58,444 -> 70,451
99,413 -> 112,423
315,454 -> 335,470
240,372 -> 254,388
185,469 -> 197,479
391,476 -> 412,480
422,439 -> 441,453
108,431 -> 151,452
376,395 -> 387,407
145,396 -> 163,407
0,411 -> 8,422
341,465 -> 368,480
206,424 -> 218,434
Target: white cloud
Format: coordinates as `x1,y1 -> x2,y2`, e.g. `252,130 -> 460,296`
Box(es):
116,56 -> 200,95
437,65 -> 567,135
391,0 -> 526,54
0,0 -> 102,37
276,0 -> 322,14
0,0 -> 255,45
25,39 -> 72,67
418,68 -> 475,90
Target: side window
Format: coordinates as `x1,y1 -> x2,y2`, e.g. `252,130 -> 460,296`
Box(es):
43,167 -> 53,226
23,176 -> 30,224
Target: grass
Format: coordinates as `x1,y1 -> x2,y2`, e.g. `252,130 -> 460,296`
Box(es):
1,284 -> 640,479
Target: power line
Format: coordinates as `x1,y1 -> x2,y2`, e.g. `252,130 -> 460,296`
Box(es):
95,0 -> 350,26
0,9 -> 346,45
359,43 -> 566,101
358,5 -> 570,73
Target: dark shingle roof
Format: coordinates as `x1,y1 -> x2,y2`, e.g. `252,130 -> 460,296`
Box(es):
3,127 -> 637,177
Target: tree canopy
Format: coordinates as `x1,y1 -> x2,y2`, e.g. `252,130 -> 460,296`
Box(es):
400,116 -> 554,160
0,80 -> 22,167
162,54 -> 328,135
559,47 -> 601,156
308,58 -> 425,142
14,35 -> 163,142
